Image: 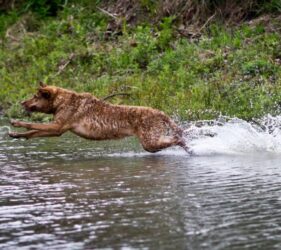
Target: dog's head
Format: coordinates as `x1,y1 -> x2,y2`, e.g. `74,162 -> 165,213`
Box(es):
21,83 -> 58,114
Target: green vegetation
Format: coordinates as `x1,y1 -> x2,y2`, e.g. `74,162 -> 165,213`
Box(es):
1,1 -> 281,120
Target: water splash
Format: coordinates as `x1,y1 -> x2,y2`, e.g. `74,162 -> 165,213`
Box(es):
183,115 -> 281,156
0,126 -> 11,137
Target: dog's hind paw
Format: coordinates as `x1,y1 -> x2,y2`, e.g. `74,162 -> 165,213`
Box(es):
187,149 -> 194,155
180,145 -> 193,155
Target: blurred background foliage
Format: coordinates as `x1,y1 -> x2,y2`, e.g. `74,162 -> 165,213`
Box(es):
0,0 -> 281,120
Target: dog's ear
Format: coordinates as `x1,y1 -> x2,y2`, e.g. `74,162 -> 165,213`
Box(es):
39,87 -> 58,99
39,88 -> 51,99
39,81 -> 47,87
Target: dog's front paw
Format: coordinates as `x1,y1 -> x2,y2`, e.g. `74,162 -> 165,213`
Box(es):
10,119 -> 23,127
8,131 -> 20,138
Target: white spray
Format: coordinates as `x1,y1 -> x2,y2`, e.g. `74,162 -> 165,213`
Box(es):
183,115 -> 281,156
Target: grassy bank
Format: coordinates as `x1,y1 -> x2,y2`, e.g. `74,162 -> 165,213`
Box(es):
1,1 -> 281,121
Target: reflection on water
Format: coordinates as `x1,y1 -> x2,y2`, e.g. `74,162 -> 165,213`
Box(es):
1,119 -> 281,249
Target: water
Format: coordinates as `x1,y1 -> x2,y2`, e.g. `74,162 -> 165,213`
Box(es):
1,116 -> 281,249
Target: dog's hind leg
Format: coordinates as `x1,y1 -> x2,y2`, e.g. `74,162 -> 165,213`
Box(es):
137,117 -> 190,153
140,137 -> 174,153
140,134 -> 186,153
176,137 -> 191,154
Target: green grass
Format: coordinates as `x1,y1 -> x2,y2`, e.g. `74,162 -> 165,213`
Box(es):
1,3 -> 281,121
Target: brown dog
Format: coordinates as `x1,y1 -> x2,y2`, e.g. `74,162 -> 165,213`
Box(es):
9,84 -> 188,153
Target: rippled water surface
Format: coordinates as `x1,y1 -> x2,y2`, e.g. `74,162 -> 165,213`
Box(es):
1,118 -> 281,249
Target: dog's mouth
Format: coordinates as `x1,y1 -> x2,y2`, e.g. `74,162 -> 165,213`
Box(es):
22,105 -> 37,114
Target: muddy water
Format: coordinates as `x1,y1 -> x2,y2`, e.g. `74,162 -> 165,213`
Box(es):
1,118 -> 281,249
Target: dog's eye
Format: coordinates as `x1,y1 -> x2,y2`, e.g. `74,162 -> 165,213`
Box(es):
41,92 -> 51,99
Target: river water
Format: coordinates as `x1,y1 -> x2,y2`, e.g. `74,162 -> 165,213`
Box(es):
1,116 -> 281,249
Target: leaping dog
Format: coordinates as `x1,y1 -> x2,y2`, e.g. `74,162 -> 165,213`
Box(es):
9,83 -> 188,153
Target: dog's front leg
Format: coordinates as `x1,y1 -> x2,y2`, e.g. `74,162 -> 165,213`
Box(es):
9,130 -> 64,139
10,120 -> 66,133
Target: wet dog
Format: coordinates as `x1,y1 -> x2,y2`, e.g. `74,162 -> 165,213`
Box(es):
9,83 -> 188,153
